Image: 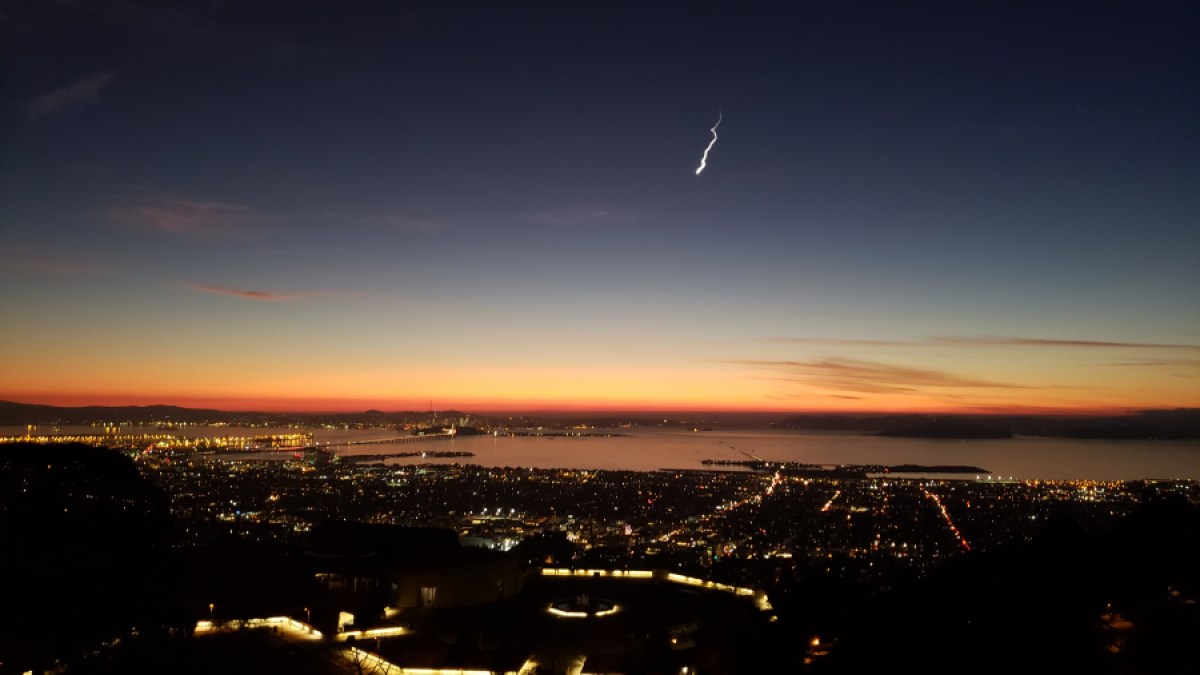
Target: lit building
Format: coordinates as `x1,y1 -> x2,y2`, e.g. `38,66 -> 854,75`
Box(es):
307,521 -> 525,621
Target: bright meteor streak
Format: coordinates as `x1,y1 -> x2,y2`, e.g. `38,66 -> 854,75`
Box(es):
695,111 -> 722,175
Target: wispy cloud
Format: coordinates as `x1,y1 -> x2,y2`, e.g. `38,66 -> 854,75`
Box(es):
730,357 -> 1027,395
522,203 -> 631,227
189,283 -> 321,302
110,197 -> 253,236
360,214 -> 448,233
933,336 -> 1200,350
770,335 -> 1199,351
27,72 -> 116,119
769,337 -> 918,347
1106,359 -> 1200,368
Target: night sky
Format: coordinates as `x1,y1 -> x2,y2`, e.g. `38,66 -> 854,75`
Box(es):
3,1 -> 1197,413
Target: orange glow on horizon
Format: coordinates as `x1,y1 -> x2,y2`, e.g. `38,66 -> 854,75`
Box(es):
5,346 -> 1195,416
3,390 -> 1174,417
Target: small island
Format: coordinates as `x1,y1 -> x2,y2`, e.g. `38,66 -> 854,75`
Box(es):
700,459 -> 988,479
881,464 -> 991,474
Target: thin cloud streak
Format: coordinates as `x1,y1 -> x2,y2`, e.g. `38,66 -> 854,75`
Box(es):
522,203 -> 631,227
747,373 -> 918,395
730,357 -> 1029,395
27,72 -> 116,118
360,214 -> 448,233
1106,359 -> 1200,368
769,337 -> 918,347
189,283 -> 320,302
110,197 -> 252,236
933,336 -> 1200,350
770,335 -> 1199,351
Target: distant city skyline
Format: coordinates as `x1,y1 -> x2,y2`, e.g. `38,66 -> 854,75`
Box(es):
3,2 -> 1197,414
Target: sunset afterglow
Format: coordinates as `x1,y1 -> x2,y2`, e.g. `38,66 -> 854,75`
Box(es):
2,3 -> 1196,415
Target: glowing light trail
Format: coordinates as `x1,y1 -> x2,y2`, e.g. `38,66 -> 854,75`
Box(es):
922,487 -> 971,551
695,111 -> 722,175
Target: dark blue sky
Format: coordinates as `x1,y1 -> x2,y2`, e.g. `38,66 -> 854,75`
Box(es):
3,1 -> 1197,412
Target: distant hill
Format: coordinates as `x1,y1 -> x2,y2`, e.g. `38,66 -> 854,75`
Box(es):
877,420 -> 1013,439
772,414 -> 928,432
774,409 -> 1200,439
0,400 -> 470,427
3,401 -> 1198,439
0,401 -> 230,425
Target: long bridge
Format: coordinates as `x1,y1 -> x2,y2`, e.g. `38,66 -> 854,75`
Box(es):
322,428 -> 457,447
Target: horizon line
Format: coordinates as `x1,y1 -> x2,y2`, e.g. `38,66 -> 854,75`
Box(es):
2,397 -> 1191,419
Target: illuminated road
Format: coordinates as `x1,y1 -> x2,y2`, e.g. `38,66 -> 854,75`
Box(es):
656,471 -> 778,546
922,487 -> 971,551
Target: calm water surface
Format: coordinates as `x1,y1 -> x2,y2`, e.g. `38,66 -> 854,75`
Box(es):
5,425 -> 1196,481
346,429 -> 1196,481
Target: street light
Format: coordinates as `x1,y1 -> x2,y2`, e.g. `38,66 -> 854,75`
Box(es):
304,607 -> 311,624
